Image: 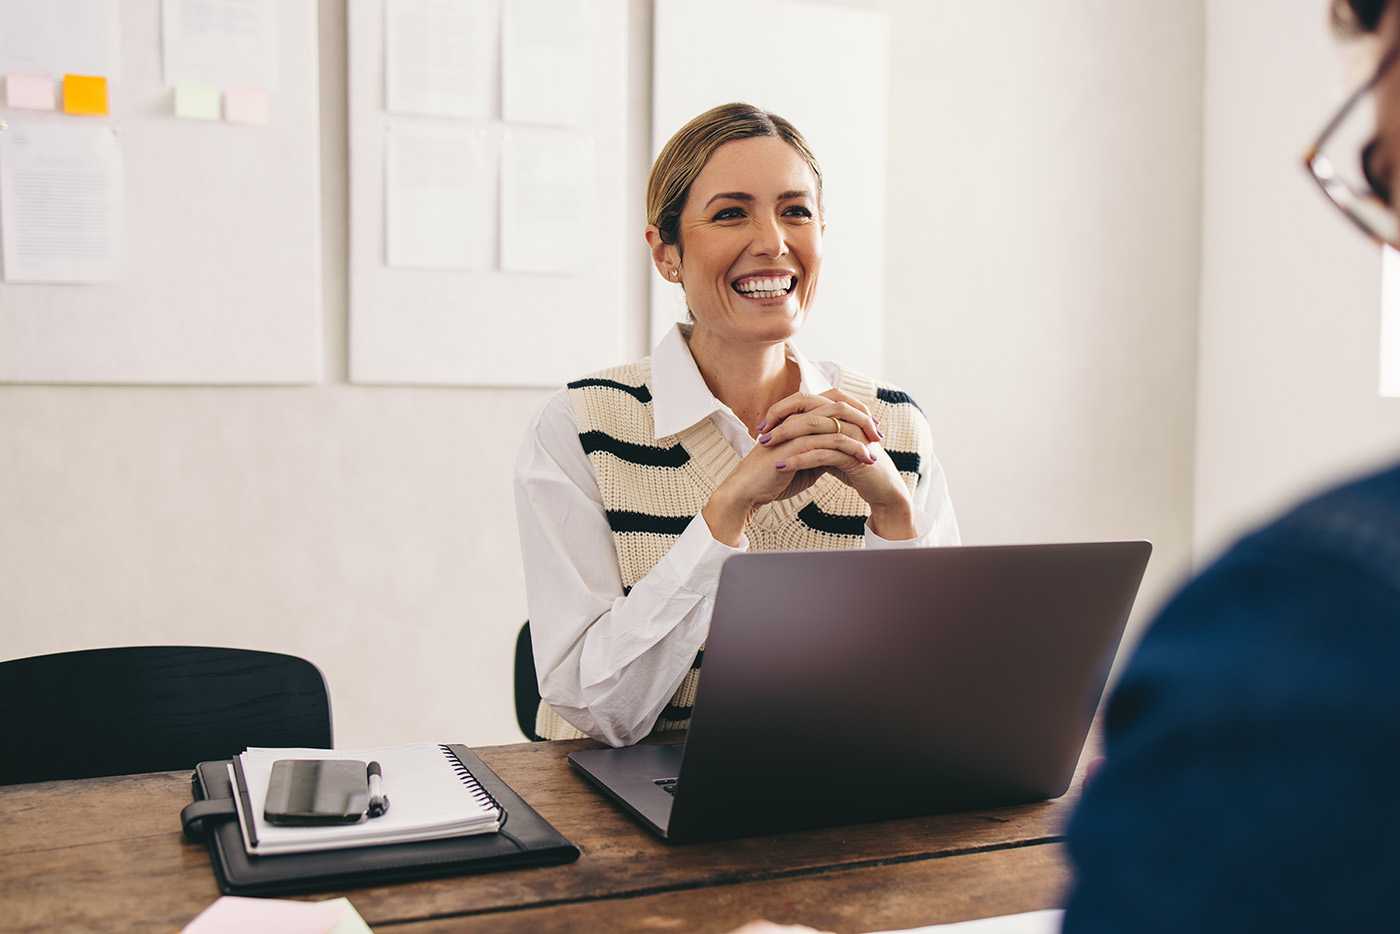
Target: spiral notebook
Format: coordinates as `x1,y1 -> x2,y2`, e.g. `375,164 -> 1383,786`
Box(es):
185,744 -> 579,895
231,744 -> 503,856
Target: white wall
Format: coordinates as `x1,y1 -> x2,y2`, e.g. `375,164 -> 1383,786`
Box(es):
877,0 -> 1205,642
1195,0 -> 1400,561
1,0 -> 1204,747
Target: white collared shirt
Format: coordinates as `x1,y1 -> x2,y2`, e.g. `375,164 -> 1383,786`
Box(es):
513,325 -> 960,746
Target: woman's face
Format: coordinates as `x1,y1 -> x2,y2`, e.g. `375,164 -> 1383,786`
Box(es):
662,136 -> 824,344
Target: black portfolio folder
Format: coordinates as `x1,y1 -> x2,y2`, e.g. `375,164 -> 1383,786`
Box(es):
181,744 -> 579,896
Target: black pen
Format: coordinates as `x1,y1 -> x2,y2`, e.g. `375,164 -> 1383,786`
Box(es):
367,761 -> 389,818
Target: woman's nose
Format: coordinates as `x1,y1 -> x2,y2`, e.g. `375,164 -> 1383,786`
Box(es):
749,216 -> 788,257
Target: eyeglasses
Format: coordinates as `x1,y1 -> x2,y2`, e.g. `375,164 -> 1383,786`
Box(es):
1305,44 -> 1400,248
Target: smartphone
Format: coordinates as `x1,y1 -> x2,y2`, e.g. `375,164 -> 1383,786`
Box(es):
263,759 -> 370,825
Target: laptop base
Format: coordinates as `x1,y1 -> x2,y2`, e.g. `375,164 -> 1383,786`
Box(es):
569,743 -> 683,839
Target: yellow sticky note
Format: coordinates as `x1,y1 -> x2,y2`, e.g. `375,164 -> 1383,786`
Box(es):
62,74 -> 108,116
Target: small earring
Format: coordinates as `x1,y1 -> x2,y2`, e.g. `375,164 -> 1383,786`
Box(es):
670,269 -> 679,280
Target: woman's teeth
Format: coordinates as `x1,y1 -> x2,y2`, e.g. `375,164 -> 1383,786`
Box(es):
733,275 -> 795,298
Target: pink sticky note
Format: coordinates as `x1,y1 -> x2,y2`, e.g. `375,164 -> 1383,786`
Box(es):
182,896 -> 362,933
223,87 -> 269,126
5,74 -> 56,111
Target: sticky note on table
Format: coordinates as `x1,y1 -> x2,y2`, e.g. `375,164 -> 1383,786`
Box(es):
61,74 -> 109,116
223,87 -> 269,126
174,82 -> 220,121
5,74 -> 56,111
182,895 -> 372,933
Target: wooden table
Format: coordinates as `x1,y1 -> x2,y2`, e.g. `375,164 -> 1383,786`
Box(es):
0,736 -> 1085,932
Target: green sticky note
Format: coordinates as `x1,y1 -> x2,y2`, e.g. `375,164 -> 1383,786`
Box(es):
174,82 -> 220,120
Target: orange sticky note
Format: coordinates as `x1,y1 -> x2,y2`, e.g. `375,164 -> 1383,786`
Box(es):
62,74 -> 109,116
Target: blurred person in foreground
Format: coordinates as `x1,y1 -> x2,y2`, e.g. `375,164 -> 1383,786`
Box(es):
733,1 -> 1400,931
1063,1 -> 1400,929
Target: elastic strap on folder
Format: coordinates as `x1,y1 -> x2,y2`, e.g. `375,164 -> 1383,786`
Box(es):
181,797 -> 237,842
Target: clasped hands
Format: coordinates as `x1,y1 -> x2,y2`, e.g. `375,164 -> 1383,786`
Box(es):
702,388 -> 917,546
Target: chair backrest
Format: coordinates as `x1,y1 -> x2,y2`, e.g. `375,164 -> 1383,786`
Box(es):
514,622 -> 542,741
0,646 -> 333,784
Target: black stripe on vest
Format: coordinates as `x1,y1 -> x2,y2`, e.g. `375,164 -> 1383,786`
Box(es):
877,387 -> 922,412
797,502 -> 867,538
580,431 -> 691,468
887,449 -> 921,476
567,378 -> 653,404
606,510 -> 694,535
656,655 -> 704,723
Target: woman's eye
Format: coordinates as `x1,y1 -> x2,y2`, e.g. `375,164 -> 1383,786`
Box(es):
713,207 -> 744,220
784,206 -> 813,218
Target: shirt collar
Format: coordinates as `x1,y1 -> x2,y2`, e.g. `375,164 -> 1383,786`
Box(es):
650,323 -> 832,438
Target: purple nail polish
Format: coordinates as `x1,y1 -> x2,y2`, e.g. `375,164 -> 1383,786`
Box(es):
757,419 -> 768,432
758,432 -> 772,444
775,461 -> 787,470
877,427 -> 885,439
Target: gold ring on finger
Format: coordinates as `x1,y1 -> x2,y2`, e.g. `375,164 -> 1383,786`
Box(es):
829,416 -> 842,434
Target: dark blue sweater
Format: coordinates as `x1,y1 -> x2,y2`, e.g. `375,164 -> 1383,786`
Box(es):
1064,463 -> 1400,932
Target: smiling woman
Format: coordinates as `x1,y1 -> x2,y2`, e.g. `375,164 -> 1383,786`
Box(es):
513,103 -> 961,746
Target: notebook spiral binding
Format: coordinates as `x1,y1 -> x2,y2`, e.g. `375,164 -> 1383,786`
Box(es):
437,744 -> 506,819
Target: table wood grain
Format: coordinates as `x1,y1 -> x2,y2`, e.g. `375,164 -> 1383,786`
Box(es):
0,734 -> 1089,932
396,843 -> 1070,933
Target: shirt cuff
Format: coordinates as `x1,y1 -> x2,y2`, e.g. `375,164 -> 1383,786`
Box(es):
865,507 -> 935,549
660,511 -> 749,595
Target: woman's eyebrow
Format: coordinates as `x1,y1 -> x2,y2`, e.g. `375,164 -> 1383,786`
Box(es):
704,191 -> 753,208
703,189 -> 812,209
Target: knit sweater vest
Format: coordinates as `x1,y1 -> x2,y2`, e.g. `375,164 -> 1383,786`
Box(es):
534,357 -> 932,742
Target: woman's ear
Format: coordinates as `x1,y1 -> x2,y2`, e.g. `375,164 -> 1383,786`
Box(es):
645,225 -> 682,282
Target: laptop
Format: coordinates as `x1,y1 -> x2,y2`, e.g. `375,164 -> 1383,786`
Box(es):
568,541 -> 1151,842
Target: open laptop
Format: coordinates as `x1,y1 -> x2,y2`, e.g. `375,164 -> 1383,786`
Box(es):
568,541 -> 1151,842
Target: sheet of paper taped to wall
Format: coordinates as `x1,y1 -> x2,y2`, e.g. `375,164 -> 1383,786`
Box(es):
0,121 -> 124,283
384,0 -> 493,119
384,123 -> 494,270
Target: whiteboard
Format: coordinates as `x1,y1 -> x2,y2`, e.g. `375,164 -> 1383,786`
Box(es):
652,0 -> 888,375
0,0 -> 322,385
347,0 -> 628,386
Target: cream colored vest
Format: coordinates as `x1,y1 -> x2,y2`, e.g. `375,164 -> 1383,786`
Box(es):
535,358 -> 931,741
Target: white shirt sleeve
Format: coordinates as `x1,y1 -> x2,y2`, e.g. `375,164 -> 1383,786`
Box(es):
513,390 -> 747,748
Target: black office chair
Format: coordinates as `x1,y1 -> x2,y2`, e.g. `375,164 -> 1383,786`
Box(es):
514,622 -> 543,741
0,646 -> 333,784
